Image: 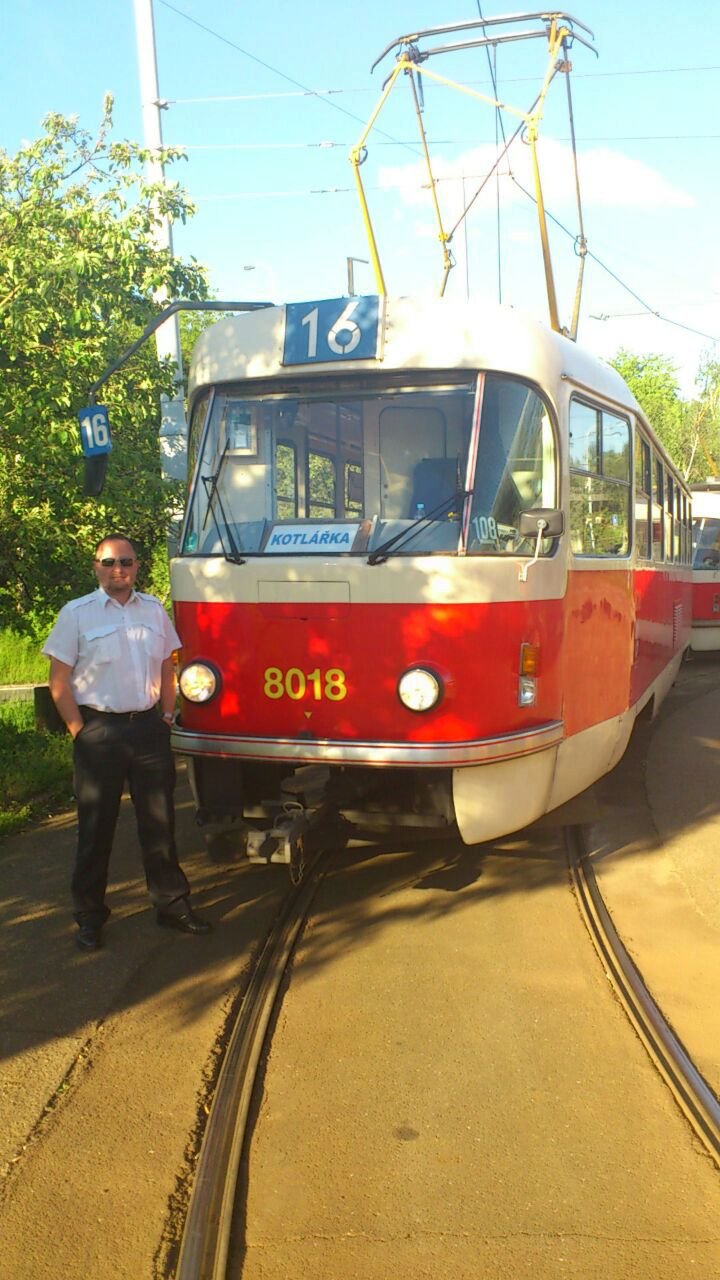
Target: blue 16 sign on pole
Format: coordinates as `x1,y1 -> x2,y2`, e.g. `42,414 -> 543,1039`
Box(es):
78,406 -> 112,457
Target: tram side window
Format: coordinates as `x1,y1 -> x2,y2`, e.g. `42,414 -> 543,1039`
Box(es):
665,476 -> 674,563
308,450 -> 336,517
345,462 -> 363,517
569,402 -> 630,556
275,441 -> 297,519
684,494 -> 691,563
652,459 -> 664,560
634,435 -> 651,560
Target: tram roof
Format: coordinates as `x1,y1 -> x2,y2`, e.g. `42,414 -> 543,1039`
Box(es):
188,296 -> 682,483
189,298 -> 622,395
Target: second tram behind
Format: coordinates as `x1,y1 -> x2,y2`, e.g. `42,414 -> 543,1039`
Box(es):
171,296 -> 692,867
691,482 -> 720,651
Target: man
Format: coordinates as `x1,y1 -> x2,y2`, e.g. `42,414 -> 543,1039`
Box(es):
43,533 -> 210,951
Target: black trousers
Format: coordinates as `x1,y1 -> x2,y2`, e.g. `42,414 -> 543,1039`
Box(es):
72,708 -> 189,926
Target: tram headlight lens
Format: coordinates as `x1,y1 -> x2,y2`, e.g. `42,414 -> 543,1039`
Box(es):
179,662 -> 219,703
398,667 -> 442,712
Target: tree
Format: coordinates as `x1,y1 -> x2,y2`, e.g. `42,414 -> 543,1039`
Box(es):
0,101 -> 208,634
685,356 -> 720,483
610,349 -> 720,483
610,350 -> 689,468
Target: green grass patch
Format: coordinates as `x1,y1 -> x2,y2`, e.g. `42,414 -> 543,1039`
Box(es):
0,701 -> 73,840
0,629 -> 49,685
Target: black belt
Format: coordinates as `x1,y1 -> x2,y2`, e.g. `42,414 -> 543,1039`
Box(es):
79,706 -> 157,722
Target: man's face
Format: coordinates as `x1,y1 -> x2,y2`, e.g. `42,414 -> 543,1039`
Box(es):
93,539 -> 139,599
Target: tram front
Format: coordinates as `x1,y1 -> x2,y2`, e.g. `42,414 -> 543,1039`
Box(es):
171,296 -> 567,868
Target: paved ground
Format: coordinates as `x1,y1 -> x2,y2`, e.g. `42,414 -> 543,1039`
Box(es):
588,653 -> 720,1100
0,656 -> 718,1278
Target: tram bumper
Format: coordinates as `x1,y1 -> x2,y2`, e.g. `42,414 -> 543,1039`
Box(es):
172,720 -> 564,845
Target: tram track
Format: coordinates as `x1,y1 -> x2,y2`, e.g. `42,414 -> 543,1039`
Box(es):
175,825 -> 720,1280
175,851 -> 333,1280
567,824 -> 720,1168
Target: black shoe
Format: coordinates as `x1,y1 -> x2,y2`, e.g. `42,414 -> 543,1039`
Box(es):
77,924 -> 102,951
156,906 -> 212,935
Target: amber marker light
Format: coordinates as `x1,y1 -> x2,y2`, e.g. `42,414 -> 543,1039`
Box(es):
520,643 -> 540,676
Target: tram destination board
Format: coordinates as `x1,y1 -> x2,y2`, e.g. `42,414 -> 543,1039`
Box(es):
282,295 -> 382,365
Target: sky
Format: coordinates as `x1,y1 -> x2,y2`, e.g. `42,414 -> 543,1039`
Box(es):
2,0 -> 720,397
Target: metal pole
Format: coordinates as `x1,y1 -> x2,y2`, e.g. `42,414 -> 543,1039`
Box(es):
133,0 -> 188,483
347,257 -> 369,296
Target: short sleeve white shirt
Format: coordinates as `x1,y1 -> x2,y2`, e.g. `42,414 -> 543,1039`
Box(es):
42,588 -> 181,713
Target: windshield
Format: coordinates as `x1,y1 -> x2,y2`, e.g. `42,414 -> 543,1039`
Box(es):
692,516 -> 720,569
181,373 -> 556,559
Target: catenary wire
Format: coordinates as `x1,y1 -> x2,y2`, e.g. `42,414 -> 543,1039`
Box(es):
157,4 -> 717,345
157,0 -> 422,158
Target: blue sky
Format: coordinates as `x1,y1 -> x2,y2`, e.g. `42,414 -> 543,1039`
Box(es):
3,1 -> 719,395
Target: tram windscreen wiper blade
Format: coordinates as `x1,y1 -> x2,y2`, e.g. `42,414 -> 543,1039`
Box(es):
367,488 -> 471,565
200,442 -> 246,566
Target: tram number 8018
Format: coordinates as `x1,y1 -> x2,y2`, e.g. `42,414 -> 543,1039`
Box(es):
264,666 -> 348,701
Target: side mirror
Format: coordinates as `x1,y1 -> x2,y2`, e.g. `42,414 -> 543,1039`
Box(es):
518,507 -> 564,538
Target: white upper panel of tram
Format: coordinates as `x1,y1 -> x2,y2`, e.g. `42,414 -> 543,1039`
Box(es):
188,296 -> 640,420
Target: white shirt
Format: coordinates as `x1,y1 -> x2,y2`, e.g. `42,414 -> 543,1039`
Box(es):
42,588 -> 181,713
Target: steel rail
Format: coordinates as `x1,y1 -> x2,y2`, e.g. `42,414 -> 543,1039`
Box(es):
175,854 -> 331,1279
567,826 -> 720,1167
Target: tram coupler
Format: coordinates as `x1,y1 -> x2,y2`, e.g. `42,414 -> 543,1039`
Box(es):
246,798 -> 351,884
245,802 -> 317,884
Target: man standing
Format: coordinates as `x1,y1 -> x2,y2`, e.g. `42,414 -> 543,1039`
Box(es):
43,533 -> 210,951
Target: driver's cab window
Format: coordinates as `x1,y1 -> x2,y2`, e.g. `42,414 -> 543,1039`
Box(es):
692,517 -> 720,569
467,376 -> 556,555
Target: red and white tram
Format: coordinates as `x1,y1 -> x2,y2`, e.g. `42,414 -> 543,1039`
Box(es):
170,296 -> 692,866
690,482 -> 720,651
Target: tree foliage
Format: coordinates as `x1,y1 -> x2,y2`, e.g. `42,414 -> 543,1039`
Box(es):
610,348 -> 720,483
0,101 -> 207,634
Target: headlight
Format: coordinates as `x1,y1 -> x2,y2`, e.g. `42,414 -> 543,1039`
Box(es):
179,662 -> 219,703
397,667 -> 442,712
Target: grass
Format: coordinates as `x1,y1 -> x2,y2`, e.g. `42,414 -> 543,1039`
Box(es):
0,628 -> 49,684
0,701 -> 73,840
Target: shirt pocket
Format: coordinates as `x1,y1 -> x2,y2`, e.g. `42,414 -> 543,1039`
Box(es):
139,623 -> 166,661
80,624 -> 122,664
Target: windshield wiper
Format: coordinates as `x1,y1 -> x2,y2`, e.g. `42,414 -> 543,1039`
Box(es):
367,489 -> 472,565
200,441 -> 246,565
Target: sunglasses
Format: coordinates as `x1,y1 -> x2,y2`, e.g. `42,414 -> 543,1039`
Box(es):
95,557 -> 136,568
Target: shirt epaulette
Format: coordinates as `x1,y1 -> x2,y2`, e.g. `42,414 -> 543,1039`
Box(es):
67,591 -> 102,612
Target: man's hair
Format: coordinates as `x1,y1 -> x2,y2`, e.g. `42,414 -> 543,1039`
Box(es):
94,533 -> 140,558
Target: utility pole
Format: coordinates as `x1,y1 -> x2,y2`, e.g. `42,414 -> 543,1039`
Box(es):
133,0 -> 188,483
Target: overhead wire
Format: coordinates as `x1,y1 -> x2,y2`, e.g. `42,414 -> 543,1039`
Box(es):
157,1 -> 718,346
173,133 -> 720,150
157,0 -> 422,158
507,173 -> 719,342
474,0 -> 508,304
168,64 -> 720,106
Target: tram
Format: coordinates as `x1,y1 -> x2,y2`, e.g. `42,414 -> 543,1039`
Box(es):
690,482 -> 720,651
170,295 -> 693,867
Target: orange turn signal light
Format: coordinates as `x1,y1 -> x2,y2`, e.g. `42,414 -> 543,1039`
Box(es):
520,643 -> 540,677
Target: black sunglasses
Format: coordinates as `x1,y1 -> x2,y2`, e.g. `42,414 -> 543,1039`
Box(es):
95,557 -> 136,567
